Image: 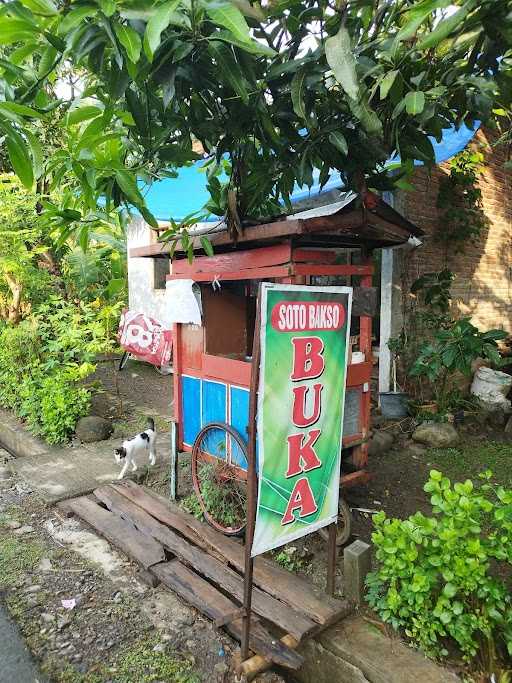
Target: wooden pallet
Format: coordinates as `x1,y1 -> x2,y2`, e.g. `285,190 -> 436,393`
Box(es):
60,481 -> 353,672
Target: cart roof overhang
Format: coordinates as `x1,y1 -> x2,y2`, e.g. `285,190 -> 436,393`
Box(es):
129,191 -> 424,259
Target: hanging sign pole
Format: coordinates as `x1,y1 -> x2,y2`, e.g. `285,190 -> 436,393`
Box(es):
241,286 -> 262,662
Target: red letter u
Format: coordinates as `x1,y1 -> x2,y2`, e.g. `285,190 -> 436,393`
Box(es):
292,383 -> 323,428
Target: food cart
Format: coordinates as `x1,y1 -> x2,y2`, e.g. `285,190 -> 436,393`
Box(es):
129,191 -> 423,542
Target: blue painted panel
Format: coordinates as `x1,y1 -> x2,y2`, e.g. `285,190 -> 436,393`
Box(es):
202,380 -> 227,425
230,387 -> 249,469
201,381 -> 227,459
182,376 -> 201,446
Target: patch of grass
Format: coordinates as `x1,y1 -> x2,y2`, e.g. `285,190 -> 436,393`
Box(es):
0,504 -> 26,528
43,637 -> 200,683
428,440 -> 512,487
273,548 -> 308,573
180,493 -> 203,520
0,534 -> 45,587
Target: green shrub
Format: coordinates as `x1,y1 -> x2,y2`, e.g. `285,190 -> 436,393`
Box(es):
366,470 -> 512,663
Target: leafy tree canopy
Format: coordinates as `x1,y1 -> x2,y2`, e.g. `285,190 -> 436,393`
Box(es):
0,0 -> 510,238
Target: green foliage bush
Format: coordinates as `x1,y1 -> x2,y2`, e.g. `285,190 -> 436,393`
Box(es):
366,471 -> 512,664
0,296 -> 122,444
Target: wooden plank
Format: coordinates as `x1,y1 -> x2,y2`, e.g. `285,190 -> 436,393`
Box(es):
166,266 -> 291,282
341,470 -> 371,489
111,482 -> 352,626
171,244 -> 292,275
201,354 -> 251,386
346,362 -> 372,387
95,486 -> 316,641
152,561 -> 304,670
294,263 -> 374,276
65,496 -> 166,569
292,248 -> 337,264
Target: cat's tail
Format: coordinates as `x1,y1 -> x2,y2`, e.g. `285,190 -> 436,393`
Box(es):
147,417 -> 155,432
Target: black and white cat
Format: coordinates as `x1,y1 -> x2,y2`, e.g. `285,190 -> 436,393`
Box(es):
114,418 -> 157,480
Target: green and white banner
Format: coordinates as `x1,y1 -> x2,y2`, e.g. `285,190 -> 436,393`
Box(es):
251,283 -> 352,557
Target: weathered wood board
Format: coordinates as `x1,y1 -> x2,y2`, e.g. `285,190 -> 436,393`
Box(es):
63,482 -> 353,670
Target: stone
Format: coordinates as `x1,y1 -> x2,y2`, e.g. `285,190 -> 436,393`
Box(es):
0,465 -> 11,480
75,416 -> 113,443
14,525 -> 35,535
4,520 -> 21,530
41,613 -> 55,624
25,584 -> 42,593
404,442 -> 427,458
412,422 -> 459,448
153,644 -> 166,653
368,430 -> 394,456
343,541 -> 371,606
38,558 -> 53,572
487,409 -> 508,429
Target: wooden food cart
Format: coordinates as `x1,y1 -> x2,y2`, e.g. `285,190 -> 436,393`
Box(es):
130,191 -> 423,541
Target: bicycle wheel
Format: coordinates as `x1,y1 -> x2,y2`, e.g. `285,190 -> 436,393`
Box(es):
192,422 -> 248,536
319,497 -> 352,546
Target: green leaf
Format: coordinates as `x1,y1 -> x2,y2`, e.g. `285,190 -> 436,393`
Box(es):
38,44 -> 58,77
0,102 -> 46,120
143,0 -> 181,62
443,583 -> 457,598
417,1 -> 477,50
207,3 -> 252,44
348,95 -> 382,135
325,25 -> 359,101
405,91 -> 425,115
208,42 -> 249,104
25,129 -> 43,180
212,30 -> 274,56
380,70 -> 398,100
58,5 -> 97,35
396,0 -> 451,42
114,22 -> 142,63
200,236 -> 214,256
291,67 -> 308,120
329,131 -> 348,155
0,19 -> 37,45
20,0 -> 58,17
66,105 -> 103,125
5,128 -> 34,188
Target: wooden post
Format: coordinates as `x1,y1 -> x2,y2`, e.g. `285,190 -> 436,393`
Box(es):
241,287 -> 262,663
169,419 -> 178,501
326,522 -> 337,596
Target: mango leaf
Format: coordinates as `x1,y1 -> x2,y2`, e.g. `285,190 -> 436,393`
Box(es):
211,30 -> 275,56
0,102 -> 46,119
58,5 -> 97,35
207,3 -> 252,44
329,130 -> 348,155
380,70 -> 398,100
200,236 -> 214,256
348,95 -> 382,135
66,105 -> 103,125
417,0 -> 477,50
143,0 -> 181,62
114,23 -> 142,63
405,91 -> 425,115
231,0 -> 265,21
0,19 -> 37,45
38,44 -> 58,77
208,42 -> 249,104
396,0 -> 451,42
25,129 -> 43,180
291,67 -> 308,120
20,0 -> 58,17
325,25 -> 359,101
4,126 -> 34,188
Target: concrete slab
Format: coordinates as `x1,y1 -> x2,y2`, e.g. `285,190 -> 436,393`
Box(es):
11,432 -> 170,504
0,409 -> 53,458
0,605 -> 49,683
297,616 -> 460,683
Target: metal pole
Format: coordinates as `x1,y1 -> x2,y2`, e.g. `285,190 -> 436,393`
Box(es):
169,419 -> 178,501
326,522 -> 337,596
241,287 -> 262,662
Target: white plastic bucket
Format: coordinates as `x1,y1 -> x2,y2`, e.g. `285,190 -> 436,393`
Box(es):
471,367 -> 512,409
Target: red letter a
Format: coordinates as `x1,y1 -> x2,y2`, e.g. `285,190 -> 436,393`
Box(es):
286,429 -> 322,478
281,478 -> 318,525
291,337 -> 324,381
292,383 -> 323,428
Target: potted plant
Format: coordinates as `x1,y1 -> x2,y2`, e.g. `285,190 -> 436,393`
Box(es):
379,334 -> 410,419
410,318 -> 507,415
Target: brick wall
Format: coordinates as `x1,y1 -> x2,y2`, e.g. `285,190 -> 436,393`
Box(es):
396,127 -> 512,333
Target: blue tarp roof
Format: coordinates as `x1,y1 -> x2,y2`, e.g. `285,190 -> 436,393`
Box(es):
140,122 -> 480,222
